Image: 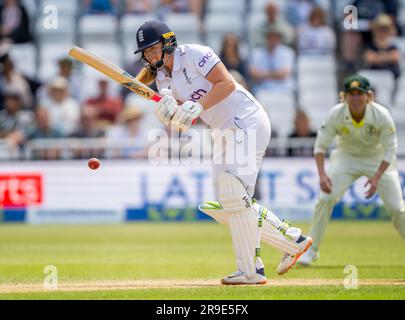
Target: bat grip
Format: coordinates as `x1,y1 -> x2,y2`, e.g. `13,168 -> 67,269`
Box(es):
151,94 -> 162,102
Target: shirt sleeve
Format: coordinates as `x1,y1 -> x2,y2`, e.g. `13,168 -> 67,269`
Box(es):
380,112 -> 397,163
314,110 -> 336,155
191,45 -> 221,78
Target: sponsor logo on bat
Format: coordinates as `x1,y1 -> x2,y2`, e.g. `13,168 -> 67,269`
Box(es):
123,82 -> 151,97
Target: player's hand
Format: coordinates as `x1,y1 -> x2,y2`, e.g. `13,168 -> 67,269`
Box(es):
155,94 -> 178,127
171,101 -> 203,132
364,176 -> 380,199
319,173 -> 332,194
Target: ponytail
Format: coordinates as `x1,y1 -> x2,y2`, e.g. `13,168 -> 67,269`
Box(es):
135,67 -> 157,86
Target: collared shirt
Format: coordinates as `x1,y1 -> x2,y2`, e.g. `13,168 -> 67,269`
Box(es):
250,44 -> 295,93
314,102 -> 397,163
156,44 -> 263,129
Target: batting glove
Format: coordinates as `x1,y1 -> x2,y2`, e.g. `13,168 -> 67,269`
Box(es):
171,100 -> 203,132
155,94 -> 178,127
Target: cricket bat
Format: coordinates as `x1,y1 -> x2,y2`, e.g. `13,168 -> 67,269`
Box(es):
69,46 -> 162,102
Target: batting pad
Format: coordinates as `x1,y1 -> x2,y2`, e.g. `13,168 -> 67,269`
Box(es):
200,201 -> 301,255
261,220 -> 300,255
216,172 -> 258,277
198,202 -> 227,225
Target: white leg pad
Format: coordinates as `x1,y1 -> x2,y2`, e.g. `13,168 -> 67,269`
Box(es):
261,220 -> 300,255
199,207 -> 228,225
199,201 -> 301,256
217,172 -> 258,277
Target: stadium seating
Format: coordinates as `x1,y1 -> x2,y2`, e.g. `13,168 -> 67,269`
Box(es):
40,0 -> 79,17
246,11 -> 267,48
8,43 -> 37,79
297,55 -> 338,127
35,14 -> 76,46
204,13 -> 244,51
358,69 -> 396,107
256,90 -> 296,137
38,43 -> 74,81
165,13 -> 201,45
206,0 -> 246,14
79,14 -> 118,45
120,13 -> 157,61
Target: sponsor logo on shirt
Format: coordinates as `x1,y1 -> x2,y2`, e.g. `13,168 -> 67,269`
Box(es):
198,52 -> 213,67
190,89 -> 207,102
182,68 -> 192,85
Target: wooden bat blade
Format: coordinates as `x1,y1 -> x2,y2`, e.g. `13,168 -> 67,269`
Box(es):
69,46 -> 161,102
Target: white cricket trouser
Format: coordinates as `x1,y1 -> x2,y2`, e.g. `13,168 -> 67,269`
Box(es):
310,149 -> 405,249
211,107 -> 271,198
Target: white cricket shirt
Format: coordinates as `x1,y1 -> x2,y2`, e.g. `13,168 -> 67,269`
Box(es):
314,102 -> 397,163
156,44 -> 263,129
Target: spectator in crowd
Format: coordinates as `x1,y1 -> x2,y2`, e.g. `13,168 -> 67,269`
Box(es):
364,14 -> 401,80
84,78 -> 123,126
340,0 -> 399,72
219,34 -> 249,83
0,91 -> 33,148
157,0 -> 192,20
0,0 -> 32,44
57,58 -> 82,101
40,77 -> 80,137
249,26 -> 295,94
297,6 -> 336,55
124,93 -> 163,138
256,1 -> 295,47
106,106 -> 148,159
285,0 -> 318,28
125,0 -> 154,14
26,107 -> 63,160
287,109 -> 317,157
71,107 -> 105,159
83,0 -> 119,15
71,107 -> 105,139
0,53 -> 33,109
27,107 -> 63,139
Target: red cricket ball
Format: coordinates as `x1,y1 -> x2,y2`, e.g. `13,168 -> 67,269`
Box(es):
88,158 -> 101,170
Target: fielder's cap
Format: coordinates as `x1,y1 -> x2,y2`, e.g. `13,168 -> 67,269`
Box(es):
134,20 -> 173,54
344,74 -> 370,93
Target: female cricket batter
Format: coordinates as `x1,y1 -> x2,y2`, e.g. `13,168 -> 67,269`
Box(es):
299,74 -> 405,266
134,20 -> 312,284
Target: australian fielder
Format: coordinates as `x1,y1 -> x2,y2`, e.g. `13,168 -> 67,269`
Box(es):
299,75 -> 405,265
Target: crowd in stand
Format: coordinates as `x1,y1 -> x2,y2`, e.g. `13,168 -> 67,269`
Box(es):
0,0 -> 404,160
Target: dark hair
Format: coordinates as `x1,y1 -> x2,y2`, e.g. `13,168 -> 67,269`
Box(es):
309,6 -> 327,26
220,33 -> 241,59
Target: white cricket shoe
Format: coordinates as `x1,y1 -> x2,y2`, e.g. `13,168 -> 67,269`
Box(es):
276,235 -> 313,275
297,246 -> 320,266
221,271 -> 267,285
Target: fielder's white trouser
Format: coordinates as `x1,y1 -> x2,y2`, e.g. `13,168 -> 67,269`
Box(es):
310,150 -> 405,249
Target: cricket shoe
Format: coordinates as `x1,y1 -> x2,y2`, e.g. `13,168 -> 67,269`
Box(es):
297,246 -> 320,266
276,234 -> 313,275
221,270 -> 267,285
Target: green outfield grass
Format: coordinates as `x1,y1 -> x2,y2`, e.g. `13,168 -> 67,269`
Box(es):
0,221 -> 404,299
